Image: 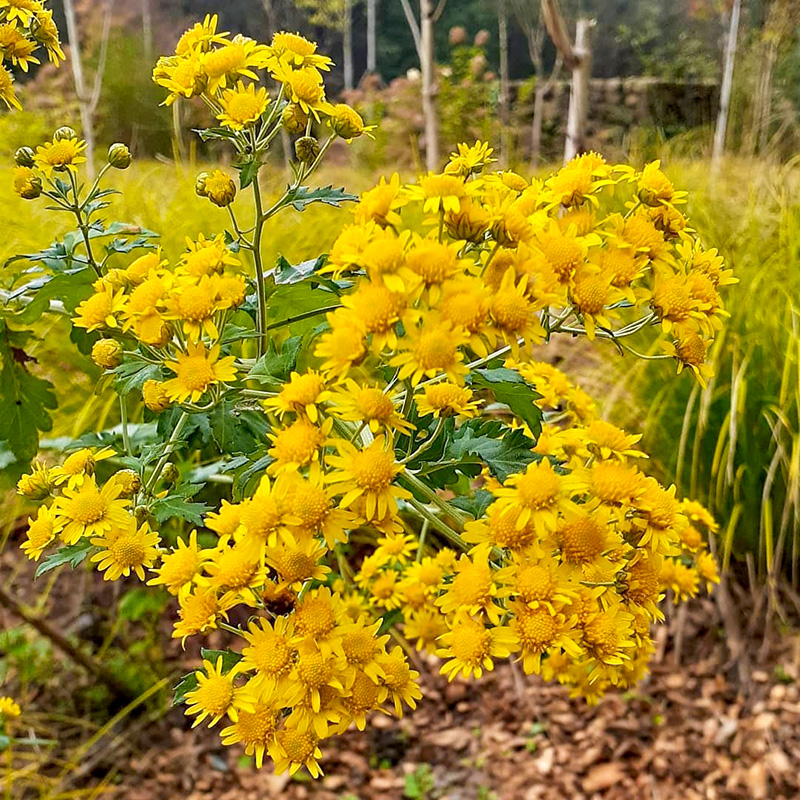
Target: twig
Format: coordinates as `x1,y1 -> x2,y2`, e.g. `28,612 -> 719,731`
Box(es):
0,584 -> 137,701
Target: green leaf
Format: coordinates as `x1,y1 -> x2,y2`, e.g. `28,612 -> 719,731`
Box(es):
238,158 -> 261,189
8,268 -> 95,324
445,425 -> 537,482
232,451 -> 274,500
468,367 -> 543,439
246,335 -> 303,385
172,673 -> 198,705
0,329 -> 57,462
194,127 -> 241,143
112,361 -> 161,395
450,488 -> 495,519
152,495 -> 209,526
35,540 -> 94,578
284,185 -> 357,212
118,588 -> 167,622
273,254 -> 327,285
210,401 -> 269,455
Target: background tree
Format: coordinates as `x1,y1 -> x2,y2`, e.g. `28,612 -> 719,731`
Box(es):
712,0 -> 743,173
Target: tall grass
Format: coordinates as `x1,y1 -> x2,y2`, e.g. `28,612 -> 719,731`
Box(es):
608,157 -> 800,589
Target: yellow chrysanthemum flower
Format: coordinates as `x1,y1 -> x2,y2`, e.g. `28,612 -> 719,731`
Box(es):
51,477 -> 131,545
217,80 -> 269,129
163,341 -> 237,403
90,519 -> 161,581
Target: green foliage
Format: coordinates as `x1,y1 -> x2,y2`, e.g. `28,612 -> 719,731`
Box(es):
173,648 -> 244,705
404,763 -> 436,800
34,540 -> 94,578
467,367 -> 543,438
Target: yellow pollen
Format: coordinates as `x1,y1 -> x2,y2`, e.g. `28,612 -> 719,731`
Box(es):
558,518 -> 605,564
177,355 -> 216,392
414,329 -> 458,371
352,448 -> 395,490
195,675 -> 233,716
491,290 -> 530,331
515,608 -> 558,650
109,534 -> 146,568
176,284 -> 215,320
450,619 -> 489,664
68,487 -> 107,523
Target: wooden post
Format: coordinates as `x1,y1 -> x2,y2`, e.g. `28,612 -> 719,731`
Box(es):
564,17 -> 591,163
498,0 -> 511,168
711,0 -> 742,175
420,0 -> 439,171
343,0 -> 354,91
366,0 -> 377,74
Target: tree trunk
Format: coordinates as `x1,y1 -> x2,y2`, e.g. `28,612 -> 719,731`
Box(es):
366,0 -> 377,74
711,0 -> 742,174
498,0 -> 510,168
343,0 -> 354,91
62,0 -> 95,178
141,0 -> 153,63
564,17 -> 591,163
420,0 -> 439,171
756,40 -> 777,153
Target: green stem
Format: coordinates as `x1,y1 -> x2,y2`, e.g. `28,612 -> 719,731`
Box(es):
400,471 -> 467,530
400,417 -> 446,465
120,397 -> 131,457
68,172 -> 101,278
266,304 -> 341,330
144,411 -> 189,494
416,519 -> 429,562
406,497 -> 468,552
251,172 -> 268,359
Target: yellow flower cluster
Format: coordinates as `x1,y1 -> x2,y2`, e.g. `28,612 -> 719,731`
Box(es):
0,0 -> 63,110
13,18 -> 732,779
152,16 -> 369,146
17,448 -> 161,580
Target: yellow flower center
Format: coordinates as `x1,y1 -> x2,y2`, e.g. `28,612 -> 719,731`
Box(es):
225,91 -> 263,123
297,650 -> 332,688
271,420 -> 324,465
128,277 -> 165,313
80,293 -> 113,326
406,242 -> 457,285
371,571 -> 397,599
515,564 -> 556,603
514,607 -> 558,651
380,655 -> 410,688
289,70 -> 324,104
451,562 -> 492,606
441,291 -> 486,331
491,288 -> 530,331
159,549 -> 200,589
279,728 -> 317,763
176,354 -> 216,392
355,388 -> 394,421
653,278 -> 691,321
418,562 -> 443,586
623,216 -> 662,253
180,591 -> 219,631
514,466 -> 559,509
424,383 -> 471,413
450,619 -> 489,664
234,703 -> 277,746
602,247 -> 638,287
346,672 -> 379,712
351,447 -> 396,490
248,632 -> 292,675
413,328 -> 458,372
291,483 -> 330,526
591,462 -> 642,504
488,508 -> 537,550
275,548 -> 316,583
109,533 -> 147,568
205,43 -> 247,79
572,274 -> 608,314
558,517 -> 606,564
626,561 -> 660,606
294,597 -> 336,637
27,516 -> 55,548
282,373 -> 325,408
353,284 -> 403,333
212,548 -> 258,589
641,485 -> 677,529
420,174 -> 464,200
584,615 -> 622,660
676,332 -> 707,366
342,629 -> 376,664
42,140 -> 80,167
176,284 -> 216,321
195,675 -> 233,717
68,486 -> 107,523
183,245 -> 224,275
539,235 -> 582,278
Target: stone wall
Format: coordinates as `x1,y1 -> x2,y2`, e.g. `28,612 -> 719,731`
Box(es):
510,77 -> 719,162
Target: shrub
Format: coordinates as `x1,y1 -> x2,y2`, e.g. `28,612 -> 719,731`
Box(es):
5,14 -> 730,780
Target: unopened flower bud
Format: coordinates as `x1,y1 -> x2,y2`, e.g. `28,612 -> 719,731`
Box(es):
53,126 -> 77,142
113,469 -> 142,497
91,338 -> 123,369
142,379 -> 171,412
107,143 -> 132,169
198,169 -> 237,207
13,167 -> 42,199
329,103 -> 366,140
195,172 -> 210,197
161,462 -> 180,486
16,463 -> 54,500
281,102 -> 308,135
294,136 -> 320,164
14,146 -> 34,167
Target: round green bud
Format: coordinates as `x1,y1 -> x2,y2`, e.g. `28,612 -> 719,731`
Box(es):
107,143 -> 132,169
14,146 -> 34,168
295,136 -> 320,165
53,126 -> 77,142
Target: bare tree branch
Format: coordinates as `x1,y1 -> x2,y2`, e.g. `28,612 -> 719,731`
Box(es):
400,0 -> 423,61
90,0 -> 115,115
432,0 -> 448,24
540,0 -> 578,69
